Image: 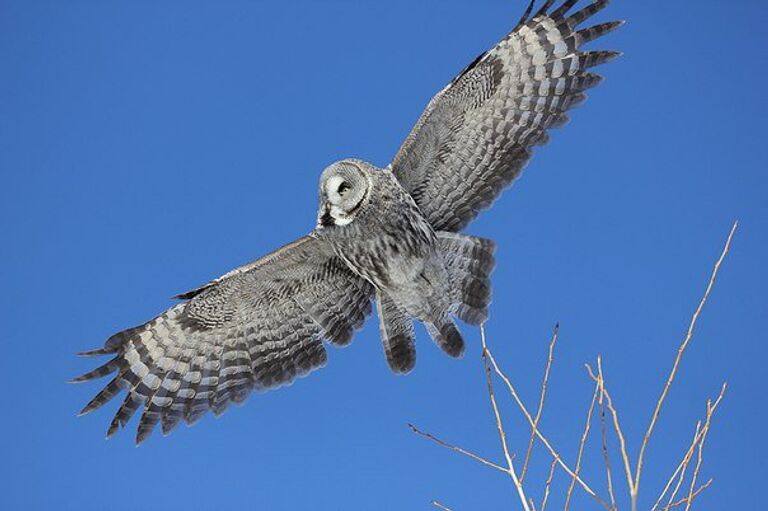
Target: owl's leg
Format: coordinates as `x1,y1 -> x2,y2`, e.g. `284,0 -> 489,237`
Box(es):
436,232 -> 496,325
425,316 -> 465,358
375,290 -> 416,374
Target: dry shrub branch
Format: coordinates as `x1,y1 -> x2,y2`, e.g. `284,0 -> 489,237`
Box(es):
411,222 -> 737,510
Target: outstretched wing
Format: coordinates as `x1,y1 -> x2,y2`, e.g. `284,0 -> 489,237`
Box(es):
72,235 -> 373,444
391,0 -> 622,232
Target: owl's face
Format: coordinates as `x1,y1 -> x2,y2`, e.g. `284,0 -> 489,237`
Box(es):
317,160 -> 370,228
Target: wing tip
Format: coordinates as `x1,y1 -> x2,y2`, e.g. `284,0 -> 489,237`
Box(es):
106,417 -> 121,439
76,347 -> 114,357
77,400 -> 98,417
605,19 -> 626,31
68,357 -> 119,383
576,20 -> 624,46
515,0 -> 537,29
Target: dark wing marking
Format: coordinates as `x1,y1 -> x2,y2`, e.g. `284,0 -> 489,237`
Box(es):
391,0 -> 622,232
72,235 -> 373,444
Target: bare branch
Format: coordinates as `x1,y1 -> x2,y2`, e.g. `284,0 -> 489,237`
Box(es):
684,388 -> 724,511
480,325 -> 531,511
521,323 -> 559,482
539,457 -> 558,511
413,224 -> 735,511
684,427 -> 708,511
653,384 -> 727,510
483,339 -> 610,509
596,363 -> 617,509
666,479 -> 713,510
663,422 -> 701,511
408,423 -> 508,474
634,222 -> 738,499
565,376 -> 601,510
587,360 -> 635,500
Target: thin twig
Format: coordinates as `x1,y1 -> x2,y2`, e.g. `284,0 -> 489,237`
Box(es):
408,423 -> 508,474
666,479 -> 713,510
539,456 -> 558,511
652,384 -> 727,510
664,422 -> 701,510
587,360 -> 634,502
564,376 -> 601,510
483,338 -> 610,510
634,222 -> 738,505
480,325 -> 531,511
684,431 -> 707,511
596,363 -> 617,510
521,323 -> 559,482
684,397 -> 718,511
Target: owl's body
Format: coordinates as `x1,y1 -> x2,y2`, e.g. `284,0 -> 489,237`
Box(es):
73,0 -> 623,444
316,160 -> 494,368
319,161 -> 438,296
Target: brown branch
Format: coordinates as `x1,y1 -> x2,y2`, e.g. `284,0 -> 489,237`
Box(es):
408,423 -> 508,474
667,479 -> 713,510
480,325 -> 531,511
653,384 -> 727,510
414,223 -> 736,511
684,393 -> 721,511
565,376 -> 601,510
596,362 -> 617,510
633,222 -> 738,504
684,431 -> 707,511
663,422 -> 701,510
539,456 -> 558,511
483,339 -> 610,510
587,360 -> 635,500
521,323 -> 559,482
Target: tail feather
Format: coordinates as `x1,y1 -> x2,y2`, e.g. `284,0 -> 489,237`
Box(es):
438,232 -> 496,325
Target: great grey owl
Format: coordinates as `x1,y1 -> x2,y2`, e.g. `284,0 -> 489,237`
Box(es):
73,0 -> 622,444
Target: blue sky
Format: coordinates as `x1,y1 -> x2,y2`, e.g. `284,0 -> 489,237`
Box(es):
1,0 -> 765,509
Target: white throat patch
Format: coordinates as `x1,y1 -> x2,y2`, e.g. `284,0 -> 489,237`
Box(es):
330,205 -> 353,226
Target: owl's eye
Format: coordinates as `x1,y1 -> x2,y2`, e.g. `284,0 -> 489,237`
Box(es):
337,182 -> 352,196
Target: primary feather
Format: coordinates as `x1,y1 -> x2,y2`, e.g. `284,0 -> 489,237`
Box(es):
392,0 -> 622,232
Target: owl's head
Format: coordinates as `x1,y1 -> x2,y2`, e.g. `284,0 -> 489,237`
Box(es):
317,160 -> 371,228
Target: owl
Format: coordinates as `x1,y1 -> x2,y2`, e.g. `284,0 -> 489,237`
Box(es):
73,0 -> 622,444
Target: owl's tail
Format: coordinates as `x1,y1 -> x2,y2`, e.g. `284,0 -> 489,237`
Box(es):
438,232 -> 496,326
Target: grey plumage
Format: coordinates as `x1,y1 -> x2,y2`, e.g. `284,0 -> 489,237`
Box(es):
376,291 -> 416,374
392,0 -> 622,232
72,0 -> 621,444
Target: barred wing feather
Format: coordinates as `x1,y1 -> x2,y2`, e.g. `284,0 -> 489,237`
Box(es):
391,0 -> 623,232
71,235 -> 373,444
